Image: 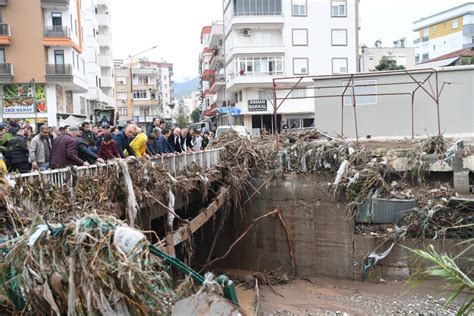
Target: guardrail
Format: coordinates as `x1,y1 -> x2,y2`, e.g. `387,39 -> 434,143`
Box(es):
9,149 -> 222,187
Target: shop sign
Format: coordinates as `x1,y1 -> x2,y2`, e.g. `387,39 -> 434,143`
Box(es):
248,99 -> 267,112
3,84 -> 47,114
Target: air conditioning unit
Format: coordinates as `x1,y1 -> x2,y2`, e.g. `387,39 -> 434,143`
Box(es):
242,29 -> 251,37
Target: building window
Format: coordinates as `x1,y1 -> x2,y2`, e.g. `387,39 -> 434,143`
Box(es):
452,19 -> 458,29
432,26 -> 436,34
0,48 -> 5,64
139,107 -> 150,116
116,76 -> 127,85
293,58 -> 309,75
343,80 -> 377,106
138,75 -> 149,85
331,0 -> 346,17
422,28 -> 429,42
118,107 -> 128,115
292,0 -> 307,16
233,56 -> 284,77
238,90 -> 243,102
117,91 -> 127,100
292,29 -> 308,46
332,58 -> 348,74
331,29 -> 348,46
133,90 -> 148,99
421,53 -> 429,62
291,88 -> 307,98
233,0 -> 282,16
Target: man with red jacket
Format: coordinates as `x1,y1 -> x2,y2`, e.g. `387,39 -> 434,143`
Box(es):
98,134 -> 121,160
50,126 -> 89,169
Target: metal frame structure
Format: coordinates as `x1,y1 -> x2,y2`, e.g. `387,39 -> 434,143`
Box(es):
272,68 -> 451,145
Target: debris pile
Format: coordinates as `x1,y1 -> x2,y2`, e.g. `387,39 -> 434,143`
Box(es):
0,214 -> 188,315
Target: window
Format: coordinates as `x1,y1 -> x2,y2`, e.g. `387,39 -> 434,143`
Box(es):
75,19 -> 78,35
452,19 -> 458,29
117,91 -> 127,100
331,0 -> 346,17
291,88 -> 307,98
0,48 -> 5,64
331,29 -> 347,46
396,55 -> 407,67
293,58 -> 308,75
422,53 -> 429,62
138,75 -> 149,85
292,29 -> 308,46
139,107 -> 150,116
116,76 -> 127,85
343,80 -> 377,106
292,0 -> 306,16
422,28 -> 429,42
72,52 -> 75,67
233,0 -> 282,16
52,12 -> 62,27
239,90 -> 243,102
258,89 -> 272,100
432,26 -> 436,33
133,90 -> 147,99
118,107 -> 128,115
234,56 -> 284,76
332,58 -> 348,74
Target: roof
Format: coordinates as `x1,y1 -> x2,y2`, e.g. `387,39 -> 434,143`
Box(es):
415,57 -> 460,69
424,48 -> 474,63
413,2 -> 474,25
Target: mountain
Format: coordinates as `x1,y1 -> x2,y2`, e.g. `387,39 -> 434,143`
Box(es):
174,76 -> 199,99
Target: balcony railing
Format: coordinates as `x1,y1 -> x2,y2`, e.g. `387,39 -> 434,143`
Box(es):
44,25 -> 70,38
234,10 -> 282,16
0,63 -> 13,75
45,64 -> 72,76
0,24 -> 10,36
0,0 -> 7,5
41,0 -> 69,6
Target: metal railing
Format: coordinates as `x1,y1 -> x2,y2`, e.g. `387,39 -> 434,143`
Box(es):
234,11 -> 282,16
41,0 -> 69,5
0,63 -> 13,75
43,25 -> 70,38
9,149 -> 223,187
45,64 -> 73,76
0,24 -> 10,36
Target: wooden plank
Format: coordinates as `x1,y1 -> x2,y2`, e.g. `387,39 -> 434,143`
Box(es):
172,186 -> 229,246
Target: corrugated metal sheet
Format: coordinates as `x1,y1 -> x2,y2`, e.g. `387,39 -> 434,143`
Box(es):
356,198 -> 417,224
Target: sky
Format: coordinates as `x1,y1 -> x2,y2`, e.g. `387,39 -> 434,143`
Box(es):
110,0 -> 468,82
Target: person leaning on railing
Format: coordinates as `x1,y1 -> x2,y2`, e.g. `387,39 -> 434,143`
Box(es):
50,126 -> 89,169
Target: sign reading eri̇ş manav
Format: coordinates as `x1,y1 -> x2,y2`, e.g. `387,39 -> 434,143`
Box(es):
2,84 -> 47,114
248,99 -> 267,112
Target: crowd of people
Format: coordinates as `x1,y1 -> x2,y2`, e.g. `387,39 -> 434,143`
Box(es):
0,118 -> 213,174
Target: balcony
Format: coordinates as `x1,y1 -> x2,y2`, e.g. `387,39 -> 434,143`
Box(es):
463,24 -> 474,35
44,26 -> 70,38
0,0 -> 7,5
99,55 -> 113,68
101,76 -> 113,88
226,73 -> 286,92
98,34 -> 111,47
0,63 -> 13,83
41,0 -> 69,8
45,64 -> 73,80
97,13 -> 111,26
0,24 -> 11,45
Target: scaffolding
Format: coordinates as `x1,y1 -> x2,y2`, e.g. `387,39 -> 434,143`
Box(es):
271,68 -> 453,145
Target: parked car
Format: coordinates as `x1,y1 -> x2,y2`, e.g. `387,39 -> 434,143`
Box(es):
215,125 -> 250,139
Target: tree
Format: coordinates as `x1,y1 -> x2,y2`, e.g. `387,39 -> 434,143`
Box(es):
459,56 -> 474,65
174,102 -> 189,128
191,108 -> 201,123
373,56 -> 405,71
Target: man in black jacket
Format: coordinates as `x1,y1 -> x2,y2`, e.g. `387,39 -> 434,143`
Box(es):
76,135 -> 105,164
7,126 -> 30,173
168,127 -> 183,153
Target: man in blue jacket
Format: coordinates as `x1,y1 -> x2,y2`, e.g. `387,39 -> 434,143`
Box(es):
113,124 -> 137,158
158,128 -> 175,154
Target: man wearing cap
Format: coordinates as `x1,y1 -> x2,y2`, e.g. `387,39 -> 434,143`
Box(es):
50,126 -> 89,169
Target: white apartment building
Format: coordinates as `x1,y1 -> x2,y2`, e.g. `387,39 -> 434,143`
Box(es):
199,22 -> 226,117
360,40 -> 416,72
223,0 -> 359,134
413,2 -> 474,64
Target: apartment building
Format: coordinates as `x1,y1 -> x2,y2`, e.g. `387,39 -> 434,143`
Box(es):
199,22 -> 226,117
114,60 -> 174,127
0,0 -> 114,129
222,0 -> 359,134
413,2 -> 474,64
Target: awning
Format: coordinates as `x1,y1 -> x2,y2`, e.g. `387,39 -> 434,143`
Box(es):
415,56 -> 460,69
218,107 -> 241,116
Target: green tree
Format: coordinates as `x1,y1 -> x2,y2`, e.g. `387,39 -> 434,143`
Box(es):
373,56 -> 405,71
459,56 -> 474,65
191,108 -> 201,123
175,115 -> 187,128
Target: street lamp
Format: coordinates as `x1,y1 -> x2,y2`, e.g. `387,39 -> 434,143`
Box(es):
128,45 -> 157,126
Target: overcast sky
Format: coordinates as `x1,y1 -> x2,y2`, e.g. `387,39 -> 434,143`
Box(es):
110,0 -> 467,82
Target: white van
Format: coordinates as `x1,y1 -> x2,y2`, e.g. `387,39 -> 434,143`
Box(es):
215,125 -> 250,139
